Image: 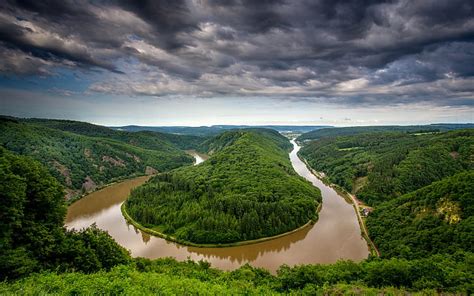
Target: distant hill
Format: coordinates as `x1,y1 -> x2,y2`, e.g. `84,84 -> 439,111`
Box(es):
112,124 -> 331,136
298,123 -> 474,141
125,128 -> 321,244
367,171 -> 474,259
0,117 -> 197,199
299,129 -> 474,205
24,118 -> 205,150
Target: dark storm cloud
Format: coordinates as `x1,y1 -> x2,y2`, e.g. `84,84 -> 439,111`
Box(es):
0,0 -> 473,107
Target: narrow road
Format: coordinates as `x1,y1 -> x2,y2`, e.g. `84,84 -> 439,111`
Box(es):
346,193 -> 380,256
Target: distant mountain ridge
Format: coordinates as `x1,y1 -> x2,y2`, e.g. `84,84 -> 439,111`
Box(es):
111,124 -> 332,136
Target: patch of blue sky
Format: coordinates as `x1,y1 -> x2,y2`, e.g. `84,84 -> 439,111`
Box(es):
0,67 -> 103,93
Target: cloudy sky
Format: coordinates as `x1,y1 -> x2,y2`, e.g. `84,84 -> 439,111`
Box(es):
0,0 -> 473,126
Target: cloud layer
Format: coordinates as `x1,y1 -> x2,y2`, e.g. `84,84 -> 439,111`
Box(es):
1,0 -> 473,107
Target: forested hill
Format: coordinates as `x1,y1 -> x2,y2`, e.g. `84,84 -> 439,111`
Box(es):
0,117 -> 196,199
23,118 -> 205,150
298,129 -> 473,205
298,124 -> 474,141
198,128 -> 292,155
125,129 -> 321,244
367,171 -> 474,259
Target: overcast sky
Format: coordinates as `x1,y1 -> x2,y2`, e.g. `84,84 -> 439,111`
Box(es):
0,0 -> 473,126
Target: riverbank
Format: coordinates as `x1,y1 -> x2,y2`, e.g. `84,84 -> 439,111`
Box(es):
66,173 -> 151,205
297,154 -> 380,257
121,202 -> 321,248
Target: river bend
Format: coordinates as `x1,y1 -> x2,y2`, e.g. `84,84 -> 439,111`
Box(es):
65,142 -> 368,273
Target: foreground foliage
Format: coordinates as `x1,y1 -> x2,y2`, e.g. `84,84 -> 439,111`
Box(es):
0,149 -> 130,280
126,129 -> 322,244
1,254 -> 472,295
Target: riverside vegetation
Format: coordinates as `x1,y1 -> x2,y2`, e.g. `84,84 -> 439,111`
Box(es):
1,122 -> 473,294
125,129 -> 322,244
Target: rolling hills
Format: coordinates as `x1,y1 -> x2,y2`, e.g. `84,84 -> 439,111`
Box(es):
0,117 -> 199,199
113,124 -> 331,136
298,129 -> 473,205
297,124 -> 474,141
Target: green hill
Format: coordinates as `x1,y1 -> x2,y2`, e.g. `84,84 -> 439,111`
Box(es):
298,130 -> 473,205
125,129 -> 321,244
366,171 -> 474,259
23,118 -> 205,150
0,118 -> 195,199
297,124 -> 474,141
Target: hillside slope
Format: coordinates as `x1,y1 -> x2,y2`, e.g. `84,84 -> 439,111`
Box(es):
0,118 -> 194,198
298,124 -> 474,141
125,129 -> 321,244
24,118 -> 205,150
298,130 -> 473,205
366,171 -> 474,259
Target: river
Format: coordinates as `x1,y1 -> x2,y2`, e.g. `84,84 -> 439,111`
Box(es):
65,142 -> 368,273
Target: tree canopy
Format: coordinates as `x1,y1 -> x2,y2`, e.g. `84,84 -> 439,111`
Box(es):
299,129 -> 473,205
0,148 -> 130,279
125,129 -> 322,244
366,171 -> 474,259
0,117 -> 197,199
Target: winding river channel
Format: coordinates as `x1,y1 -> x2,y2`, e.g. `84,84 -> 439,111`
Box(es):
65,140 -> 369,273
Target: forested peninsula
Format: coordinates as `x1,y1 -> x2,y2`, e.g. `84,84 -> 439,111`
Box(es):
125,129 -> 322,245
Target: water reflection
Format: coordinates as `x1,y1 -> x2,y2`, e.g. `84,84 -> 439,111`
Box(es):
65,141 -> 368,273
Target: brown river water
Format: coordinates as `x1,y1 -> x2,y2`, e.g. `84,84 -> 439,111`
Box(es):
65,140 -> 369,273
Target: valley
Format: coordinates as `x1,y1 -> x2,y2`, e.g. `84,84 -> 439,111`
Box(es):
1,119 -> 472,294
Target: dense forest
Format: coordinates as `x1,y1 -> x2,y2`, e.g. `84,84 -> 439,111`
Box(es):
25,118 -> 205,150
0,117 -> 198,199
125,129 -> 322,244
298,124 -> 474,141
2,253 -> 472,294
298,129 -> 473,205
366,171 -> 474,259
296,128 -> 473,293
0,148 -> 130,280
1,126 -> 473,294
